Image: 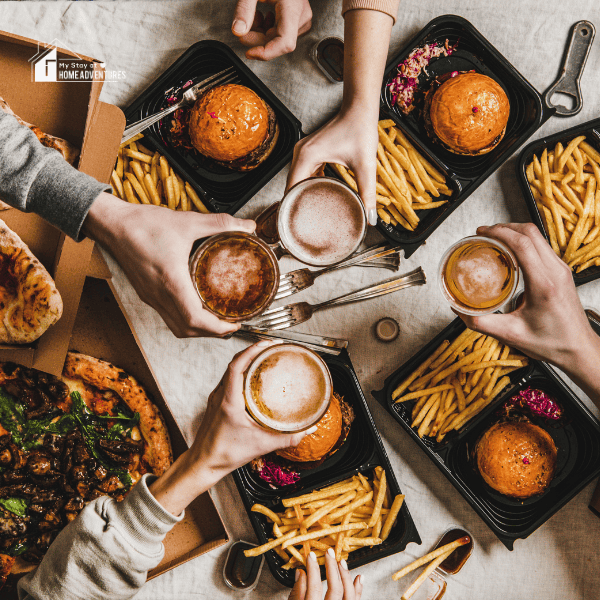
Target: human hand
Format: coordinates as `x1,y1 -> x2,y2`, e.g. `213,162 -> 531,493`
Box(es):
288,548 -> 363,600
232,0 -> 312,61
456,223 -> 599,370
287,108 -> 379,226
82,192 -> 255,338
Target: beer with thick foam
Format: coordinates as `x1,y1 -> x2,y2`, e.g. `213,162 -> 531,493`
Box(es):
439,236 -> 518,315
244,344 -> 333,432
191,232 -> 279,322
278,178 -> 367,266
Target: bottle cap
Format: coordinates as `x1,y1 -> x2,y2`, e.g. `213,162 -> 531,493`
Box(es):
375,317 -> 399,342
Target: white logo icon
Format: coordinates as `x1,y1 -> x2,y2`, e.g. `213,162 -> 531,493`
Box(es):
33,48 -> 58,82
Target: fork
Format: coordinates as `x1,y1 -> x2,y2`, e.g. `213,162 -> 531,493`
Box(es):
276,243 -> 402,301
121,67 -> 238,144
249,267 -> 426,330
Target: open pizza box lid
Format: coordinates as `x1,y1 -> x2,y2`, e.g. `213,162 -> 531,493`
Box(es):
4,249 -> 229,594
0,30 -> 124,376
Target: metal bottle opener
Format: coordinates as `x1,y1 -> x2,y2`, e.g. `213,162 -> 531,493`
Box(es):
544,20 -> 595,116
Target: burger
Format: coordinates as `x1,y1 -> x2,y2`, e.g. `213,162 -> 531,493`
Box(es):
275,392 -> 354,467
251,393 -> 355,487
188,83 -> 279,171
474,421 -> 557,499
423,72 -> 510,155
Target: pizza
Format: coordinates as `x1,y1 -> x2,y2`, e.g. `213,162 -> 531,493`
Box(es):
0,96 -> 80,166
0,219 -> 63,344
0,354 -> 172,586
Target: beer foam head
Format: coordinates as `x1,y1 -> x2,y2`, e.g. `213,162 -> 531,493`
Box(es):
279,179 -> 366,265
245,344 -> 332,432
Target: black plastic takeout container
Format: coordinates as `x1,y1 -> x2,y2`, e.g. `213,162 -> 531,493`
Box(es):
329,14 -> 551,259
123,40 -> 303,215
371,317 -> 600,549
233,351 -> 421,588
516,117 -> 600,286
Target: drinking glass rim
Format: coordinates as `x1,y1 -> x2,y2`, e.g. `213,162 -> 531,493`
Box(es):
243,342 -> 333,433
189,231 -> 280,322
277,176 -> 368,267
438,235 -> 520,317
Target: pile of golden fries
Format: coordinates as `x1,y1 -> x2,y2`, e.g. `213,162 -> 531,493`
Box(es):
111,133 -> 210,213
333,119 -> 452,231
526,136 -> 600,273
392,536 -> 471,600
244,468 -> 404,569
393,328 -> 528,442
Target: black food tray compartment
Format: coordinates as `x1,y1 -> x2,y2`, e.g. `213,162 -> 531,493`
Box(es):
123,40 -> 302,215
328,15 -> 547,258
516,117 -> 600,286
372,318 -> 600,549
234,351 -> 421,587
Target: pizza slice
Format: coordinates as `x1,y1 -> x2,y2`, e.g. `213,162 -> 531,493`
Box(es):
0,96 -> 79,166
0,219 -> 63,344
0,356 -> 173,581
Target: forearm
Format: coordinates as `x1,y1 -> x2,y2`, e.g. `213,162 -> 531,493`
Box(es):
557,329 -> 600,408
0,111 -> 109,240
342,8 -> 394,115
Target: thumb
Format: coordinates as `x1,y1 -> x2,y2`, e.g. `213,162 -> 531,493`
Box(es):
232,0 -> 259,35
286,425 -> 318,449
351,157 -> 377,226
287,569 -> 307,600
457,311 -> 522,347
287,141 -> 322,192
192,212 -> 255,238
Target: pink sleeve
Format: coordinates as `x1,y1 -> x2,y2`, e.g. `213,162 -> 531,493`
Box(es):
341,0 -> 400,24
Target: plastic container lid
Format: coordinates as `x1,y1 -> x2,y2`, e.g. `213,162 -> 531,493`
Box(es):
375,317 -> 400,342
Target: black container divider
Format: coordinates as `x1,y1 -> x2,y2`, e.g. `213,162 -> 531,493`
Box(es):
233,350 -> 421,588
123,40 -> 303,215
372,317 -> 600,549
328,15 -> 551,258
516,117 -> 600,286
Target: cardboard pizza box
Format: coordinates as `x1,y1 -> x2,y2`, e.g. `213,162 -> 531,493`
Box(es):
0,30 -> 125,376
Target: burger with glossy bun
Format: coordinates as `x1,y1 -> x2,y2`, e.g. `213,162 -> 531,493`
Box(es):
188,83 -> 279,171
474,421 -> 557,499
275,392 -> 354,467
424,72 -> 510,155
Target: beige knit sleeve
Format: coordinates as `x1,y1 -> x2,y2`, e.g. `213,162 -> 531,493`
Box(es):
341,0 -> 400,24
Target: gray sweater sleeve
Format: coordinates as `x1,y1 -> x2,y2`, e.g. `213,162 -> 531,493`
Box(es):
17,474 -> 183,600
0,110 -> 110,241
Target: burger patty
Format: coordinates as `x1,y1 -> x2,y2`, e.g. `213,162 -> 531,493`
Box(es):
216,104 -> 279,172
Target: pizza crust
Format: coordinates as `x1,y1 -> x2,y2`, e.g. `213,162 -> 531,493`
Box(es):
63,352 -> 173,476
0,219 -> 63,344
0,96 -> 79,165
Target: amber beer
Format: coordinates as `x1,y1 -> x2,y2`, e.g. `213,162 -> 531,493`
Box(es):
439,236 -> 519,315
278,177 -> 367,266
190,232 -> 279,322
244,344 -> 333,432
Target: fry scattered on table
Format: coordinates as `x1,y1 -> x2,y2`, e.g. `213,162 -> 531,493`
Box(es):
392,328 -> 528,441
332,120 -> 452,232
244,469 -> 404,569
525,136 -> 600,273
111,134 -> 211,213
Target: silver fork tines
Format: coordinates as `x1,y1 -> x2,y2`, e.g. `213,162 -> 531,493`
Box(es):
275,243 -> 402,301
250,267 -> 426,330
121,67 -> 239,144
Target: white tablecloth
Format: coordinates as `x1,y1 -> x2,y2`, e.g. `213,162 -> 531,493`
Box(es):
2,2 -> 600,598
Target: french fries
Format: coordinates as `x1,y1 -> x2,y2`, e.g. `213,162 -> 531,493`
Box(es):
393,328 -> 528,441
526,136 -> 600,273
112,134 -> 211,213
333,120 -> 451,231
244,469 -> 404,570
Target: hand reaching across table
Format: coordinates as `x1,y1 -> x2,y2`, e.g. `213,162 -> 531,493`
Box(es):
287,6 -> 397,226
232,0 -> 313,61
288,547 -> 364,600
457,223 -> 600,405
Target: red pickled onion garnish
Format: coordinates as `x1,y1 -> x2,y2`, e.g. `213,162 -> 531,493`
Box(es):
259,460 -> 300,487
523,457 -> 530,465
472,106 -> 478,113
507,387 -> 563,420
208,112 -> 217,118
450,71 -> 459,78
